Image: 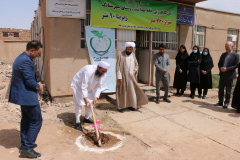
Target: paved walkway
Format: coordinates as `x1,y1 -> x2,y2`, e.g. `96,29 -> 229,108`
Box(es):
108,89 -> 240,159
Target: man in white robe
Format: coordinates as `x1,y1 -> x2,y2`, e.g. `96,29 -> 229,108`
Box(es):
71,61 -> 110,131
116,42 -> 148,113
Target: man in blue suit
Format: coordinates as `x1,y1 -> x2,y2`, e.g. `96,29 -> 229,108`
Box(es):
9,40 -> 45,158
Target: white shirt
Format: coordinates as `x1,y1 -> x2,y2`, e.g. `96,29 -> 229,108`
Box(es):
71,65 -> 102,98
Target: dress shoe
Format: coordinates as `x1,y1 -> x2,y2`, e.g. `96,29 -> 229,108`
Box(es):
198,95 -> 202,98
75,123 -> 82,131
236,110 -> 240,113
156,98 -> 160,104
214,102 -> 223,106
178,94 -> 183,97
19,148 -> 41,158
176,92 -> 179,96
163,98 -> 171,103
190,95 -> 195,99
128,107 -> 136,111
223,103 -> 229,108
84,117 -> 94,124
202,95 -> 206,99
118,109 -> 124,113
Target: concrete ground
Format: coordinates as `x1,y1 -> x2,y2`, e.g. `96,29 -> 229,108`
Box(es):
108,88 -> 240,160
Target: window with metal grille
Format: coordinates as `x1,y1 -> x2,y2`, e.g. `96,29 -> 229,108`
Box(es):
80,0 -> 117,49
117,29 -> 136,50
2,32 -> 19,37
80,0 -> 91,48
227,29 -> 238,52
196,26 -> 205,52
152,27 -> 178,50
138,30 -> 149,49
3,32 -> 8,37
14,32 -> 19,37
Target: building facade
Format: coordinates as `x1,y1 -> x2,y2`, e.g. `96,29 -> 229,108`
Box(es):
0,28 -> 31,61
32,0 -> 240,98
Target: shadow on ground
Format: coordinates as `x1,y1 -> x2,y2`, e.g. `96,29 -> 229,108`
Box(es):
0,129 -> 20,149
182,99 -> 240,117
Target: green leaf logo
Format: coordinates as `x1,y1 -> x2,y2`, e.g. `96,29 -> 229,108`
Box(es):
91,30 -> 107,38
90,30 -> 112,56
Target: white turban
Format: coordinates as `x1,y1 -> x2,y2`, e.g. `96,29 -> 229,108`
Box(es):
98,61 -> 110,69
125,42 -> 135,48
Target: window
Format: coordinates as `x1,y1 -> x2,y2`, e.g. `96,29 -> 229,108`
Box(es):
227,29 -> 238,52
3,32 -> 8,37
137,30 -> 149,49
14,32 -> 19,37
196,26 -> 205,52
2,32 -> 19,37
80,0 -> 91,48
80,0 -> 117,49
8,33 -> 14,37
118,29 -> 136,50
152,27 -> 178,50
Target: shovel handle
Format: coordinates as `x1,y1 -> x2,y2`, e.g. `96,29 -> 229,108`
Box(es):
90,103 -> 101,147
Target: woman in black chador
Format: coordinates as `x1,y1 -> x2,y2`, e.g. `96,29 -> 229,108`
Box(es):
231,63 -> 240,113
173,45 -> 189,96
198,48 -> 214,99
188,45 -> 202,99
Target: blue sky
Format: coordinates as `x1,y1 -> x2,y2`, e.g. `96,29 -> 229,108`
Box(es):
196,0 -> 240,14
0,0 -> 239,30
0,0 -> 38,29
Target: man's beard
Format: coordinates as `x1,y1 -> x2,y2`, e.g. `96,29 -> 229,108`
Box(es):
126,51 -> 132,55
95,70 -> 103,77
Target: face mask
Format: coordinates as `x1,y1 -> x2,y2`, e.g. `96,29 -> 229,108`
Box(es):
202,52 -> 208,56
193,50 -> 197,54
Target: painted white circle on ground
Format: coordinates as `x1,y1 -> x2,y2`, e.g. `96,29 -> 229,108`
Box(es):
75,131 -> 125,154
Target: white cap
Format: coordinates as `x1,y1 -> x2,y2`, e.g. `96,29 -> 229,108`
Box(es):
125,42 -> 135,48
98,61 -> 110,69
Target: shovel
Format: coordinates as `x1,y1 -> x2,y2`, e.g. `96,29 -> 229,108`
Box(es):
90,103 -> 101,147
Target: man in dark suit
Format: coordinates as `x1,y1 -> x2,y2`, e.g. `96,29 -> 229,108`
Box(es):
9,40 -> 45,158
154,43 -> 171,104
215,41 -> 239,108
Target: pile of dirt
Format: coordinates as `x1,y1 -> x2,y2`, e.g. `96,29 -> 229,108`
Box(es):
85,132 -> 120,147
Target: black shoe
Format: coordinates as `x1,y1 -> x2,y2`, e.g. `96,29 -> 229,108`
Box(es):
178,94 -> 183,97
156,98 -> 160,104
163,98 -> 171,103
236,110 -> 240,113
118,109 -> 124,113
202,95 -> 206,99
75,123 -> 82,131
128,107 -> 136,111
176,92 -> 179,96
19,148 -> 41,158
198,95 -> 202,98
84,117 -> 94,124
190,95 -> 195,99
223,103 -> 229,108
214,102 -> 223,106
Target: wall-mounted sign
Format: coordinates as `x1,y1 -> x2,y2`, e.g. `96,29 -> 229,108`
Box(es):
91,0 -> 177,32
86,26 -> 116,93
177,7 -> 194,25
46,0 -> 86,19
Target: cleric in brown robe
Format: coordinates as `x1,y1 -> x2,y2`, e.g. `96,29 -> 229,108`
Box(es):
116,42 -> 148,113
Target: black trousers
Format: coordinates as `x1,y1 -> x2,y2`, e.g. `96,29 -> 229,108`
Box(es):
198,87 -> 208,96
218,78 -> 233,104
190,82 -> 199,96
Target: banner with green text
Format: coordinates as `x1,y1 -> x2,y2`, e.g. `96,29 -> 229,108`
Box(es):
91,0 -> 177,32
